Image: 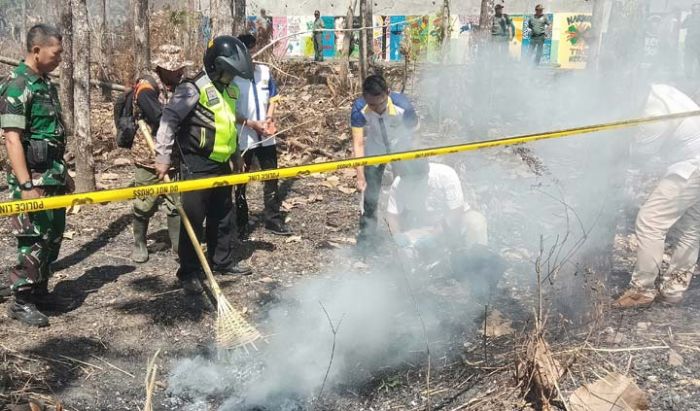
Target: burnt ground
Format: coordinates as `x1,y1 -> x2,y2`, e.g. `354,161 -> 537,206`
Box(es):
0,61 -> 699,410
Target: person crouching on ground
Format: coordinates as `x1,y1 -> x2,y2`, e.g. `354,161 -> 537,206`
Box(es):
614,84 -> 700,308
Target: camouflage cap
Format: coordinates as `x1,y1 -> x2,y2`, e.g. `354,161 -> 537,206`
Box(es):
152,44 -> 192,71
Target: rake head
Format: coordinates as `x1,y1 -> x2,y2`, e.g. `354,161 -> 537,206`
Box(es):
215,292 -> 262,351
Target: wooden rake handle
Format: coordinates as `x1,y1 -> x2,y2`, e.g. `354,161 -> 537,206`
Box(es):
137,120 -> 222,295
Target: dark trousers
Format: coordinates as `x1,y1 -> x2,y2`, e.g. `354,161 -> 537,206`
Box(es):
313,33 -> 324,61
358,165 -> 386,242
179,177 -> 234,275
235,145 -> 282,234
530,35 -> 545,65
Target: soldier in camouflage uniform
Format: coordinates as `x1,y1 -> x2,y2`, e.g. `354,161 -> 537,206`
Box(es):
0,25 -> 71,327
130,45 -> 191,263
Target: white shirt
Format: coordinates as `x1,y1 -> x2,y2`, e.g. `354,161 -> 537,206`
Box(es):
234,64 -> 280,151
634,84 -> 700,179
387,163 -> 468,229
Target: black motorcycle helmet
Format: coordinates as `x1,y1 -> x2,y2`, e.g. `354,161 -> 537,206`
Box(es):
203,35 -> 254,84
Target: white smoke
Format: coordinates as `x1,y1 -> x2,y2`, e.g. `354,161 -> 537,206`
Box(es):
168,4 -> 700,408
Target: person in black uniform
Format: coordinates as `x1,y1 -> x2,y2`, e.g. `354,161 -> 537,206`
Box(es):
154,36 -> 255,293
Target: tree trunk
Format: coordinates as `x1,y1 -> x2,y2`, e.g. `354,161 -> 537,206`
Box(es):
59,0 -> 74,140
211,0 -> 233,38
72,0 -> 95,192
440,0 -> 450,62
186,0 -> 197,55
96,0 -> 112,100
233,0 -> 246,36
478,0 -> 495,34
339,1 -> 354,93
588,0 -> 607,70
359,0 -> 373,81
133,0 -> 150,76
21,0 -> 27,46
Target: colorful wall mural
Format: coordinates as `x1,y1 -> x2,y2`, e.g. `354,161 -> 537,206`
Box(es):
227,12 -> 613,68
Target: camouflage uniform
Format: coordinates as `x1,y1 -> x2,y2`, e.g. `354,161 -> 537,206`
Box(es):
129,45 -> 191,262
132,70 -> 179,220
0,61 -> 67,292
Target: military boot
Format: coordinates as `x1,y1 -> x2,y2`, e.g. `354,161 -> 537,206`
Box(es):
167,214 -> 181,254
131,217 -> 150,263
8,292 -> 49,327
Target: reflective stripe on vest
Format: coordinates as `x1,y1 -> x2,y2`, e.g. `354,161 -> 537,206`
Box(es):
194,74 -> 239,163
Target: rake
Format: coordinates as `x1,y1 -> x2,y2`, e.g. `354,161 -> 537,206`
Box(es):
137,120 -> 261,350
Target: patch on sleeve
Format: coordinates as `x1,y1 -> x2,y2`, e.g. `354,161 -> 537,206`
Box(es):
3,95 -> 26,115
205,86 -> 220,106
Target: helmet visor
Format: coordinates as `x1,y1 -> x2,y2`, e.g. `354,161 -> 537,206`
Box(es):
214,54 -> 254,83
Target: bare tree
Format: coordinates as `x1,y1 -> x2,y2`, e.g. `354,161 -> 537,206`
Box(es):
478,0 -> 495,34
233,0 -> 246,36
211,0 -> 233,38
440,0 -> 451,62
21,0 -> 27,46
95,0 -> 112,100
72,0 -> 95,192
59,0 -> 74,140
339,0 -> 355,93
133,0 -> 150,75
185,0 -> 197,53
359,0 -> 373,81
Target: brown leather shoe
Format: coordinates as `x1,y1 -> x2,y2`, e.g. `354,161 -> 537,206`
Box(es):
612,288 -> 656,308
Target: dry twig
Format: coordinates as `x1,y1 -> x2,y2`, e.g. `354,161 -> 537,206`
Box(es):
143,349 -> 160,411
316,302 -> 345,405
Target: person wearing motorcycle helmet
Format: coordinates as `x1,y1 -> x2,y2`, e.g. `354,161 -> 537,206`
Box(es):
153,35 -> 259,293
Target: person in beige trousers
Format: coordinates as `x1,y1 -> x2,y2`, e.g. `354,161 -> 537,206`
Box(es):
615,84 -> 700,308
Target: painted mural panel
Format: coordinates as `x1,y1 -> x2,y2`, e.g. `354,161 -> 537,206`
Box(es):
389,16 -> 407,62
301,16 -> 315,58
509,15 -> 525,60
555,13 -> 592,69
321,16 -> 336,58
286,16 -> 303,56
405,15 -> 430,60
272,16 -> 288,58
373,15 -> 390,61
334,16 -> 347,56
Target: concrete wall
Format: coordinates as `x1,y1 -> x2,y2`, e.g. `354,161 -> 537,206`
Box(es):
240,0 -> 594,16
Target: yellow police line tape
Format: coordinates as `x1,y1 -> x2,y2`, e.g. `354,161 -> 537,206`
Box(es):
1,110 -> 699,218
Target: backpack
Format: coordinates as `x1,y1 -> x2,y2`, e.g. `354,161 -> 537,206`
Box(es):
113,75 -> 158,149
113,86 -> 138,149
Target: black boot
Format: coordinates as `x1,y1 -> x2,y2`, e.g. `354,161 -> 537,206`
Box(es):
131,217 -> 149,263
213,260 -> 253,276
176,268 -> 204,295
265,220 -> 292,236
8,292 -> 49,327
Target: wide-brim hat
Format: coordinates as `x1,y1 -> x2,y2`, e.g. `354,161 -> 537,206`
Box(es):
152,44 -> 193,71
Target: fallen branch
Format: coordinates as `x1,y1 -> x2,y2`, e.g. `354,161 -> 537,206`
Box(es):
90,355 -> 136,379
58,355 -> 104,371
284,139 -> 337,159
254,59 -> 303,81
582,344 -> 670,353
0,55 -> 126,91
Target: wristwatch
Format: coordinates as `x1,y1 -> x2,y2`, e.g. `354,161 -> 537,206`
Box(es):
19,180 -> 34,191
